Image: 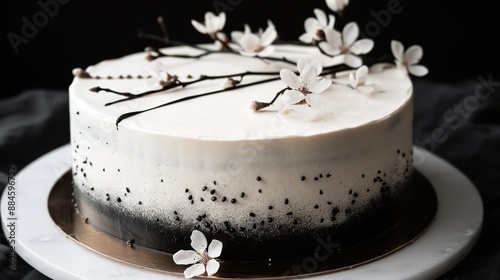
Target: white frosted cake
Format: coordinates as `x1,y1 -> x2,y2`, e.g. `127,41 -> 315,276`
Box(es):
68,3 -> 428,271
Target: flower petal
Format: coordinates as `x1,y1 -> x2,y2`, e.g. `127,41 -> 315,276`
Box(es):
299,32 -> 314,44
257,46 -> 275,57
305,94 -> 327,110
216,12 -> 226,30
206,259 -> 220,276
207,239 -> 223,258
350,39 -> 374,55
191,20 -> 207,34
260,25 -> 277,46
408,65 -> 429,77
280,69 -> 301,89
309,77 -> 332,93
173,250 -> 199,265
240,33 -> 260,52
327,14 -> 336,28
282,90 -> 305,105
297,58 -> 322,74
313,9 -> 328,26
391,40 -> 404,62
342,22 -> 359,47
184,263 -> 206,279
357,85 -> 375,94
304,18 -> 319,33
231,31 -> 244,44
190,230 -> 208,253
320,28 -> 342,55
300,65 -> 318,86
405,45 -> 423,65
343,54 -> 362,68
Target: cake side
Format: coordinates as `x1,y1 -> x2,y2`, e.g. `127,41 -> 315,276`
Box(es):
69,44 -> 414,260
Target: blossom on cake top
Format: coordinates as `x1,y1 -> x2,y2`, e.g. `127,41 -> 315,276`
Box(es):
391,40 -> 428,77
299,9 -> 336,44
319,22 -> 374,67
231,20 -> 277,57
279,58 -> 332,114
191,12 -> 226,40
173,230 -> 223,279
326,0 -> 350,14
348,65 -> 380,94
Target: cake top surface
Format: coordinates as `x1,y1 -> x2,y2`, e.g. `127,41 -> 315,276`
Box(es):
71,44 -> 413,140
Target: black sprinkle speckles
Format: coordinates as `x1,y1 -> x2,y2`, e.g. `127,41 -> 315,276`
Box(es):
284,198 -> 289,204
138,201 -> 142,205
202,186 -> 208,191
117,197 -> 121,203
256,176 -> 262,181
213,180 -> 217,185
319,190 -> 323,195
231,198 -> 237,204
301,176 -> 306,181
258,189 -> 262,193
268,206 -> 273,210
314,177 -> 319,181
185,188 -> 189,193
188,195 -> 193,200
331,207 -> 340,221
174,211 -> 178,215
249,212 -> 256,217
314,205 -> 319,209
326,173 -> 331,178
351,199 -> 356,205
126,187 -> 130,193
200,198 -> 205,202
102,168 -> 105,172
210,189 -> 216,195
240,192 -> 245,198
117,169 -> 120,172
286,212 -> 293,215
222,196 -> 227,202
267,217 -> 273,223
211,196 -> 217,201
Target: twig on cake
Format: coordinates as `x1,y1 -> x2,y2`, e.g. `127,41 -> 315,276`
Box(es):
115,77 -> 281,128
102,70 -> 282,106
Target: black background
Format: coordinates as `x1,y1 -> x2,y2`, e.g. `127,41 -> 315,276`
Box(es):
5,0 -> 500,99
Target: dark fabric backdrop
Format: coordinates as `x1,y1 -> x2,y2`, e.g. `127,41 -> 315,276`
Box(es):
2,0 -> 499,279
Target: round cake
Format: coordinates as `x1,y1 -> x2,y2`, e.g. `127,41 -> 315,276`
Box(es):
69,43 -> 414,261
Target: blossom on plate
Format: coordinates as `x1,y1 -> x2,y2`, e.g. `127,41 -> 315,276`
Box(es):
391,40 -> 428,77
318,22 -> 374,67
279,58 -> 332,113
348,65 -> 379,93
191,12 -> 226,40
173,230 -> 223,279
326,0 -> 350,14
230,20 -> 277,57
299,9 -> 337,44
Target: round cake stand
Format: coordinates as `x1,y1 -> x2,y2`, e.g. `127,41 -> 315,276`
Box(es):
1,144 -> 483,280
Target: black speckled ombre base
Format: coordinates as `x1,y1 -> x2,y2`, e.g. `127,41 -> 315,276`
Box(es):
72,175 -> 413,261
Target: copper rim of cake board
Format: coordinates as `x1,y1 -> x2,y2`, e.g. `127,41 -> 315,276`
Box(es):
48,170 -> 437,279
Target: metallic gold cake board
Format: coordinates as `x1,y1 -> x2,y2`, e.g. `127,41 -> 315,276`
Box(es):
48,170 -> 437,279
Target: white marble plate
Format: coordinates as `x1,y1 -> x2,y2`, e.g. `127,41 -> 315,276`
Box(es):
1,144 -> 483,279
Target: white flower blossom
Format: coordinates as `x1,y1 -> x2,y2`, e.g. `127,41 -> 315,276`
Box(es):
318,22 -> 374,67
279,58 -> 332,113
348,65 -> 379,93
391,40 -> 428,77
299,9 -> 337,44
191,12 -> 226,39
326,0 -> 350,14
173,230 -> 223,279
230,20 -> 277,57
